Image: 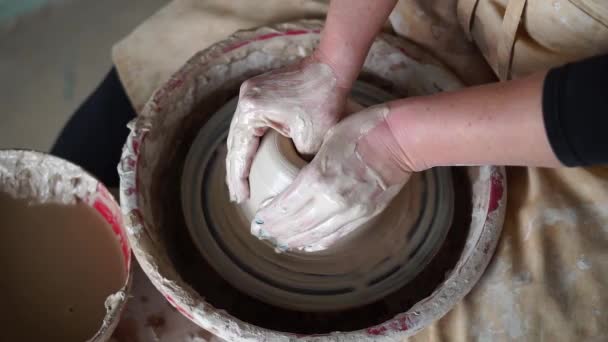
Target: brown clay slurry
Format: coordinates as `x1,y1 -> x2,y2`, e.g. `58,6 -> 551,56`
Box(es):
0,192 -> 126,341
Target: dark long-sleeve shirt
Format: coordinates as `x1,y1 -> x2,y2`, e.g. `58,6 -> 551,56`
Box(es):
543,54 -> 608,166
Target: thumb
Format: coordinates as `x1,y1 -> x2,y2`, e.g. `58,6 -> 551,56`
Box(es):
289,114 -> 338,155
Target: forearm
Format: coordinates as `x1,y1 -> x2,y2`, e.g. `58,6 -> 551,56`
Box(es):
386,71 -> 562,169
314,0 -> 397,89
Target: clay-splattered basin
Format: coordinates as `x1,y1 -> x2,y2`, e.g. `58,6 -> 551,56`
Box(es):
119,21 -> 506,341
0,150 -> 131,341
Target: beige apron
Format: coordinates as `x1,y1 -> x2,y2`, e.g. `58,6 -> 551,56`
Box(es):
112,1 -> 608,341
389,0 -> 497,85
458,0 -> 608,80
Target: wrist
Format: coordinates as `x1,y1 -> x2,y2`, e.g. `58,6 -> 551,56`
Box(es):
383,100 -> 434,171
312,45 -> 358,90
297,54 -> 350,119
356,106 -> 418,187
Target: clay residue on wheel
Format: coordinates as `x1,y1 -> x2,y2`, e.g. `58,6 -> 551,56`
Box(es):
162,129 -> 471,334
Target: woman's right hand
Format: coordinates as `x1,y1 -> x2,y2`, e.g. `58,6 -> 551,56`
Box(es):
226,56 -> 348,203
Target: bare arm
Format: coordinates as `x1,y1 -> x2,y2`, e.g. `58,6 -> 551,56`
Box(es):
358,70 -> 562,185
314,0 -> 398,89
389,71 -> 561,169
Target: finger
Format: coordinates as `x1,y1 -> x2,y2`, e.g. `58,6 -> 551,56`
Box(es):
289,204 -> 373,251
258,169 -> 315,211
250,178 -> 317,246
226,125 -> 264,202
254,173 -> 354,251
344,98 -> 365,115
289,109 -> 339,155
279,200 -> 343,250
261,196 -> 338,247
309,213 -> 373,250
251,201 -> 317,251
289,117 -> 320,155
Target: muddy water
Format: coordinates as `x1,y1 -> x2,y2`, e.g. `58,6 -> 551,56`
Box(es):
0,192 -> 126,341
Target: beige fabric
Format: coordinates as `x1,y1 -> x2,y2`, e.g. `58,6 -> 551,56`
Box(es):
496,0 -> 526,80
407,167 -> 608,341
569,0 -> 608,25
458,0 -> 608,80
457,0 -> 479,40
389,0 -> 496,86
111,1 -> 608,341
111,0 -> 328,112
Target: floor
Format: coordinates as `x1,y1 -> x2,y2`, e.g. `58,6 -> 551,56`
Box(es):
0,0 -> 167,151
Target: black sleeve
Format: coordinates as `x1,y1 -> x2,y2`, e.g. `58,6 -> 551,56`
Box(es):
51,68 -> 136,187
542,54 -> 608,167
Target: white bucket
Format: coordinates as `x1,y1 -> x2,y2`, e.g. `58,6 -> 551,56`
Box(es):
0,150 -> 132,341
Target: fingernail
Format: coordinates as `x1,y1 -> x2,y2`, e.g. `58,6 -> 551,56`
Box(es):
251,221 -> 265,237
233,191 -> 244,203
274,244 -> 288,254
251,222 -> 288,253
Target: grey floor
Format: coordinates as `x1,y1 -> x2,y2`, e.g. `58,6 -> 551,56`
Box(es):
0,0 -> 168,151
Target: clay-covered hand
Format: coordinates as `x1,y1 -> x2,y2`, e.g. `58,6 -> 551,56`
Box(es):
251,104 -> 414,252
226,58 -> 348,203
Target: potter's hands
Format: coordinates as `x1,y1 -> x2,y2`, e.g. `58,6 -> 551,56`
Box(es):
226,57 -> 349,202
251,104 -> 414,252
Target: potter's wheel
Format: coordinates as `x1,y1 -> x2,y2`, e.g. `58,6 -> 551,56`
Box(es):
181,82 -> 454,311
